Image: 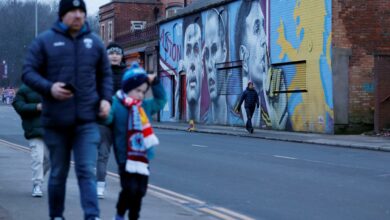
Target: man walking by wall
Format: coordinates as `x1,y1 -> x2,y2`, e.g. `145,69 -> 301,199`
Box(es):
236,82 -> 259,133
22,0 -> 113,219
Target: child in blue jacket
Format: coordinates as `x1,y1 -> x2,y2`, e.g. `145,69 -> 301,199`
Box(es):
108,62 -> 166,220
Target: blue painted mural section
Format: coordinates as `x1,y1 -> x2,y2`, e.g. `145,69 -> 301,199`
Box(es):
159,19 -> 183,121
270,0 -> 302,63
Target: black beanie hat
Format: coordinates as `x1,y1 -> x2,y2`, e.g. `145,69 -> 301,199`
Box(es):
59,0 -> 87,18
106,42 -> 124,56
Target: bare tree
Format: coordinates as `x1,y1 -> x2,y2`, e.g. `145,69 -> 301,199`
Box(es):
87,13 -> 100,34
0,0 -> 58,86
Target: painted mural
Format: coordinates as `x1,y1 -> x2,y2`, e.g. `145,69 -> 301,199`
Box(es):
159,18 -> 183,121
270,0 -> 333,133
159,0 -> 334,133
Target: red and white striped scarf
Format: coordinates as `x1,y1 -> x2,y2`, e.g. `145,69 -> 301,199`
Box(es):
117,91 -> 159,175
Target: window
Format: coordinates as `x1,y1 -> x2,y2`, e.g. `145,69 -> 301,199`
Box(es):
166,6 -> 182,18
100,24 -> 105,41
131,21 -> 146,32
108,21 -> 113,42
271,61 -> 307,95
216,61 -> 243,95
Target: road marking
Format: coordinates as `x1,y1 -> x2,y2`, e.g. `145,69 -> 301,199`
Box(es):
148,184 -> 205,205
1,138 -> 255,220
0,139 -> 30,153
378,173 -> 390,177
199,207 -> 237,220
213,207 -> 256,220
148,189 -> 190,204
192,144 -> 208,148
273,155 -> 297,160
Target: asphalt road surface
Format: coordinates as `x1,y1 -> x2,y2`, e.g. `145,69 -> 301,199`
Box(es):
1,105 -> 390,220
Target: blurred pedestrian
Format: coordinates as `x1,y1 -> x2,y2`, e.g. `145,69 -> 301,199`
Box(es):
12,84 -> 50,197
96,42 -> 127,199
1,89 -> 5,103
235,82 -> 259,133
22,0 -> 113,219
107,62 -> 166,220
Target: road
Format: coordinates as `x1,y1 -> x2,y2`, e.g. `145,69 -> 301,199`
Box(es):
1,105 -> 390,220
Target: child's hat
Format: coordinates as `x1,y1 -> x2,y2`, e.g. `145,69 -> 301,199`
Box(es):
122,62 -> 149,93
106,42 -> 123,55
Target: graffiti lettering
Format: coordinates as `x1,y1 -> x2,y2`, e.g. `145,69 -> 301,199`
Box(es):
160,29 -> 182,62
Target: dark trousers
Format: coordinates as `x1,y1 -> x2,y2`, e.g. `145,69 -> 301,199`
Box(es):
97,125 -> 113,181
117,167 -> 149,220
245,107 -> 255,131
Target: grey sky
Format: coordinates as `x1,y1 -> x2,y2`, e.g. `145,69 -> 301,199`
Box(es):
31,0 -> 111,15
82,0 -> 111,14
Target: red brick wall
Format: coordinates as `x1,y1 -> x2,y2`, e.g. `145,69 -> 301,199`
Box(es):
375,56 -> 390,131
113,2 -> 163,36
333,0 -> 390,126
100,2 -> 164,44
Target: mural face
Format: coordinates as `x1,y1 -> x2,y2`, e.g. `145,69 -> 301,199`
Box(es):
238,1 -> 267,92
235,0 -> 288,129
203,8 -> 228,124
159,0 -> 333,133
183,24 -> 202,105
204,9 -> 227,101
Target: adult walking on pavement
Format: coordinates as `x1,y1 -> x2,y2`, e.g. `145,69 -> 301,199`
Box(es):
96,42 -> 127,199
12,84 -> 50,198
235,82 -> 259,133
22,0 -> 113,219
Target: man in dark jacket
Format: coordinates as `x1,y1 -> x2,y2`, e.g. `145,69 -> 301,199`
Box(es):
22,0 -> 112,219
13,84 -> 50,198
236,82 -> 260,133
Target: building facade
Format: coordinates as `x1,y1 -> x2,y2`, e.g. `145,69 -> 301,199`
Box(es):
332,0 -> 390,133
99,0 -> 164,72
158,0 -> 390,133
98,0 -> 197,74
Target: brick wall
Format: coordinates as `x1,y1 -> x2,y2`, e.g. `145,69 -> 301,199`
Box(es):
113,2 -> 163,37
375,55 -> 390,131
99,2 -> 164,44
333,0 -> 390,129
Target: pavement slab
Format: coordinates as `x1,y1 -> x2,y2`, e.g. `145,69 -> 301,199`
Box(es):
0,141 -> 216,220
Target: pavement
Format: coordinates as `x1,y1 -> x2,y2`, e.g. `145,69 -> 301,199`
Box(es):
153,121 -> 390,152
1,119 -> 389,220
0,139 -> 217,220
